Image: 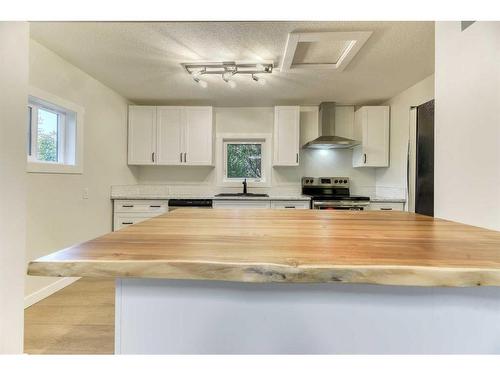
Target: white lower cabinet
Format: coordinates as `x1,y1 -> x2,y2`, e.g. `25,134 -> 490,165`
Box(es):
213,200 -> 271,209
113,200 -> 168,231
270,200 -> 310,209
367,202 -> 405,211
213,200 -> 311,209
113,213 -> 154,231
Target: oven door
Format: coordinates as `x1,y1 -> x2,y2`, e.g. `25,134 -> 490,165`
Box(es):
312,201 -> 365,210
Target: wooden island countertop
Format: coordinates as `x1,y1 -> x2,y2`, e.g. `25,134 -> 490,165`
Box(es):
28,209 -> 500,287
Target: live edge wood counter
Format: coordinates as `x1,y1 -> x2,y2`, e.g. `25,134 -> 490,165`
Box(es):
28,210 -> 500,287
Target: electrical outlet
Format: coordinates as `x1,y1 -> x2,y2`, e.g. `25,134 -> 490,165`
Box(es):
83,188 -> 89,200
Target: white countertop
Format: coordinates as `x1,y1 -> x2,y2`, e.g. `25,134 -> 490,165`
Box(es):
111,193 -> 312,201
110,185 -> 405,203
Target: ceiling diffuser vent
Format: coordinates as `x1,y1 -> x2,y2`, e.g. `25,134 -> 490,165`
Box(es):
280,31 -> 372,72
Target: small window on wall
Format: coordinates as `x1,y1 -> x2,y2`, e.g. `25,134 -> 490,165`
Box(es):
27,88 -> 84,174
225,142 -> 263,180
217,133 -> 272,187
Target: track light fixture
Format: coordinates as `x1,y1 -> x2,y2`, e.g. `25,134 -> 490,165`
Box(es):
182,61 -> 273,88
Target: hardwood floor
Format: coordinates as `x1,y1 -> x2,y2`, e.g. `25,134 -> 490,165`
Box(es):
24,278 -> 115,354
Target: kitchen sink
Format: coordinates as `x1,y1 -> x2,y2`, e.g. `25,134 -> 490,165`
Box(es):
215,193 -> 269,197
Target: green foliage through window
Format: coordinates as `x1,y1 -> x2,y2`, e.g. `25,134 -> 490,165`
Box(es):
37,108 -> 58,162
226,143 -> 262,179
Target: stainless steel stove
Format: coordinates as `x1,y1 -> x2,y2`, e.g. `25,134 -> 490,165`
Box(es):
302,177 -> 370,210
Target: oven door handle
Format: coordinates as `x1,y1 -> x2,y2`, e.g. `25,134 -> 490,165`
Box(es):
313,201 -> 369,208
313,201 -> 340,207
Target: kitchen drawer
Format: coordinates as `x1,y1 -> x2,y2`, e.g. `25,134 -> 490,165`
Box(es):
114,200 -> 168,213
113,213 -> 158,231
368,202 -> 405,211
270,200 -> 310,209
213,200 -> 271,209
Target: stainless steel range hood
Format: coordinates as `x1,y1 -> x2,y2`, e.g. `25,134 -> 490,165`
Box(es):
302,102 -> 360,149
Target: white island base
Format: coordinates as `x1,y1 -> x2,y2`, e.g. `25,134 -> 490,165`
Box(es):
115,278 -> 500,354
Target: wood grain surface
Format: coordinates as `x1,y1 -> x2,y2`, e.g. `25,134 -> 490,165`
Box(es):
28,210 -> 500,287
24,278 -> 114,354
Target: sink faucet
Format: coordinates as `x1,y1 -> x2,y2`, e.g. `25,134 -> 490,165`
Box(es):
242,178 -> 247,194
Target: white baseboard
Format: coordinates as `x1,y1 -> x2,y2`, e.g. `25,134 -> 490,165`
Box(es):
24,277 -> 80,308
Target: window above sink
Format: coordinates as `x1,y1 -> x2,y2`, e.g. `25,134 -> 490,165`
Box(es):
216,133 -> 272,188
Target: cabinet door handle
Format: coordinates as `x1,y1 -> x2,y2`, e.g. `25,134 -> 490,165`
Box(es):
285,206 -> 295,209
296,153 -> 299,163
150,205 -> 161,208
122,205 -> 134,208
180,153 -> 182,162
152,152 -> 155,163
363,153 -> 367,164
184,153 -> 187,163
380,208 -> 393,211
122,222 -> 133,225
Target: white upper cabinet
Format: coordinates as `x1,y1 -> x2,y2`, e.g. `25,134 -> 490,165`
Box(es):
273,106 -> 300,166
352,106 -> 390,168
335,106 -> 355,139
128,106 -> 157,165
184,107 -> 213,165
128,106 -> 213,166
157,107 -> 184,165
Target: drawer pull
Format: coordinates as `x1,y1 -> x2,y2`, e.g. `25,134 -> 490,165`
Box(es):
122,222 -> 133,225
150,205 -> 161,208
122,205 -> 134,208
380,208 -> 393,211
284,206 -> 295,209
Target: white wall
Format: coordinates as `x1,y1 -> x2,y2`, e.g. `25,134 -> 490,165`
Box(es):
435,22 -> 500,230
0,22 -> 28,354
138,107 -> 377,196
25,40 -> 139,299
376,74 -> 435,200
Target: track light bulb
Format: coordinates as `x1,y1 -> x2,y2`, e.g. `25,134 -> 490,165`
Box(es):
222,71 -> 234,81
193,77 -> 208,88
252,74 -> 266,86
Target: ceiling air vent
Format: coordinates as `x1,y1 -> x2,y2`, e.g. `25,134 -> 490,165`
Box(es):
280,31 -> 372,72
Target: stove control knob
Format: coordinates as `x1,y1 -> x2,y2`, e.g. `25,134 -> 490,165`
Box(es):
334,179 -> 338,183
343,179 -> 348,184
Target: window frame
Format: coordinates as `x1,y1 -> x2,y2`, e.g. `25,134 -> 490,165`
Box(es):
27,87 -> 84,174
216,133 -> 272,187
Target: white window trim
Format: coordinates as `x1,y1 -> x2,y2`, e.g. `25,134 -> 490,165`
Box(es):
216,133 -> 272,188
27,86 -> 84,174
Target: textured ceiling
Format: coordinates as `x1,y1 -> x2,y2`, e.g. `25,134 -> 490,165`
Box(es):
30,21 -> 434,106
